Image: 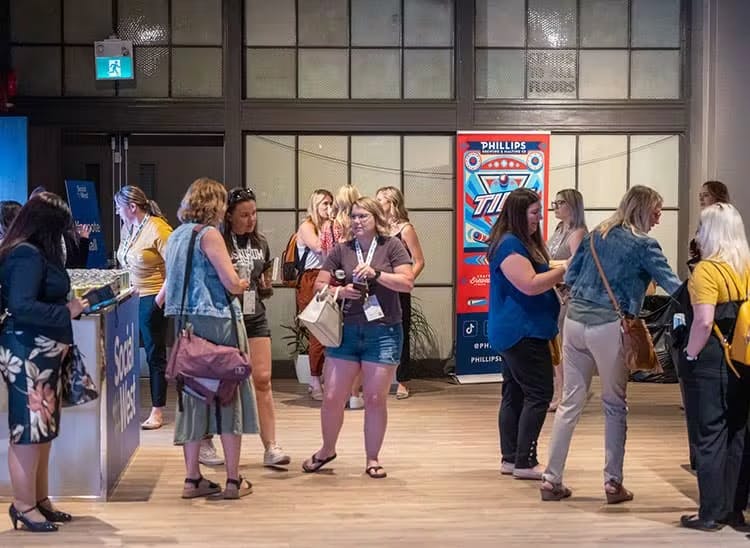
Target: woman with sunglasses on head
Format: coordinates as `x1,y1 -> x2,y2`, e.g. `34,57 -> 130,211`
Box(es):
223,187 -> 290,468
302,197 -> 414,479
546,190 -> 587,412
114,186 -> 173,431
297,189 -> 334,400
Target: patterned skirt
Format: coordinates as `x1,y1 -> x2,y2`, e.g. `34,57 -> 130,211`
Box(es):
0,329 -> 68,445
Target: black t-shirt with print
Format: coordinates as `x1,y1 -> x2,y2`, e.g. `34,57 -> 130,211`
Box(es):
229,233 -> 271,321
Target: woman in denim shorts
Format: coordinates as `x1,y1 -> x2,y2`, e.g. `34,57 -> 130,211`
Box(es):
302,197 -> 414,479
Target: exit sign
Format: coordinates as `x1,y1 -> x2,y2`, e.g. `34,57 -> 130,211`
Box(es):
94,39 -> 134,81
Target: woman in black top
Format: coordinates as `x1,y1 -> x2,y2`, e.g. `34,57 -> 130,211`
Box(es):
0,193 -> 88,532
223,188 -> 289,467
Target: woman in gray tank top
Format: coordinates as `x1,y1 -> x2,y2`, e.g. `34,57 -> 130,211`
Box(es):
546,189 -> 587,411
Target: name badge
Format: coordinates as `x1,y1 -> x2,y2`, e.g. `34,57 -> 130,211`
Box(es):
363,294 -> 385,322
243,290 -> 256,315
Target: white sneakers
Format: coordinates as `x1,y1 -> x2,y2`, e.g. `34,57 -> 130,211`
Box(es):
263,444 -> 291,467
199,438 -> 225,466
348,395 -> 365,410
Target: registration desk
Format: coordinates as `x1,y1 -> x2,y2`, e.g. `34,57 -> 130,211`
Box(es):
0,289 -> 140,500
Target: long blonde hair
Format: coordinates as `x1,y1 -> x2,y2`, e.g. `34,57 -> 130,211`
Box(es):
332,184 -> 361,237
696,203 -> 750,275
598,185 -> 662,238
376,186 -> 410,223
305,189 -> 333,233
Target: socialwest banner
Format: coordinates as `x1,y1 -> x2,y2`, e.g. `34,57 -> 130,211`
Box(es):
455,131 -> 550,381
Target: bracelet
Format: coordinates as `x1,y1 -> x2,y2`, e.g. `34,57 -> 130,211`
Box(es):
683,348 -> 699,361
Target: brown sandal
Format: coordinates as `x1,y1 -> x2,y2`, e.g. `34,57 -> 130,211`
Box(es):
605,480 -> 633,504
181,476 -> 221,499
210,476 -> 253,500
540,481 -> 572,501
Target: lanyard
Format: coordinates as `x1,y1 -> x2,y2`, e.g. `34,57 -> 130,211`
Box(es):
120,214 -> 150,267
355,238 -> 377,266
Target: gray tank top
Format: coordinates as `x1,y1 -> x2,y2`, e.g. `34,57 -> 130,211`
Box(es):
547,223 -> 574,260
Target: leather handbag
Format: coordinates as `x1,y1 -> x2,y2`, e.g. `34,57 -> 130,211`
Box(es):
589,235 -> 661,372
165,225 -> 251,397
298,285 -> 343,348
61,345 -> 99,407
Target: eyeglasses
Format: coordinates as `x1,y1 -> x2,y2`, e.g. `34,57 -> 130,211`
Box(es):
550,200 -> 567,209
351,213 -> 372,222
228,187 -> 256,204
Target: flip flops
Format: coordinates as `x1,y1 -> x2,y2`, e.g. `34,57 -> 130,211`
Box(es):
365,465 -> 387,479
302,452 -> 337,473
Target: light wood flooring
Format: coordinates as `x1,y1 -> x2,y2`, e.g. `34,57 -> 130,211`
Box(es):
1,377 -> 748,547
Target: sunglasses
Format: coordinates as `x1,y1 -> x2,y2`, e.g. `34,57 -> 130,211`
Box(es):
228,187 -> 256,204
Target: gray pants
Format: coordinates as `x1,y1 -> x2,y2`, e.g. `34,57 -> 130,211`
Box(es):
543,317 -> 629,485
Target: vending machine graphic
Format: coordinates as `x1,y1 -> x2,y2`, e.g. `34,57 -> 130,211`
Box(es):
455,132 -> 550,382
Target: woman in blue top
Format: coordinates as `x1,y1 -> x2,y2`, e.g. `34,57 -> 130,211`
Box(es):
487,188 -> 566,480
540,185 -> 681,503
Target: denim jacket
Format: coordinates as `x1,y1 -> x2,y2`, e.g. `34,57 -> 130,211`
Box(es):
566,226 -> 681,317
164,223 -> 240,319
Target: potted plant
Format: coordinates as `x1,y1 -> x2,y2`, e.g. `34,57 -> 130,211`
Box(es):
281,317 -> 311,385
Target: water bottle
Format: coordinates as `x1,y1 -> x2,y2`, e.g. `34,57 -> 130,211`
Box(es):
334,269 -> 346,286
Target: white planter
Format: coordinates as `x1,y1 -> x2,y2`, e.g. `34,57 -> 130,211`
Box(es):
294,354 -> 312,385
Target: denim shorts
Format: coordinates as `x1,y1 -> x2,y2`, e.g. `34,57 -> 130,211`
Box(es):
326,323 -> 403,366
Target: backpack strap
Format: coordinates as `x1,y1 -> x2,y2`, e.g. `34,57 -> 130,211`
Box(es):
702,261 -> 741,378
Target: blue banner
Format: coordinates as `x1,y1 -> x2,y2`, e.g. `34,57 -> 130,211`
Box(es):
0,117 -> 28,203
104,294 -> 140,495
65,180 -> 107,268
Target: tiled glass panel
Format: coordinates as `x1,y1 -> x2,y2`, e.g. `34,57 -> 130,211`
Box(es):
351,50 -> 401,99
298,49 -> 349,99
583,210 -> 613,232
549,135 -> 576,203
117,0 -> 169,45
404,49 -> 453,99
298,136 -> 348,208
350,136 -> 401,196
171,47 -> 222,97
64,47 -> 116,96
629,135 -> 679,209
475,0 -> 525,47
475,49 -> 525,99
648,211 -> 679,271
11,0 -> 61,43
245,0 -> 296,46
527,50 -> 577,99
412,287 -> 454,359
632,0 -> 681,48
246,136 -> 296,209
578,135 -> 628,208
409,211 -> 453,285
404,136 -> 453,208
118,46 -> 169,97
527,0 -> 576,48
579,50 -> 628,99
264,287 -> 298,358
172,0 -> 222,46
631,50 -> 680,99
351,0 -> 401,46
258,211 -> 297,269
404,0 -> 453,47
298,0 -> 348,46
64,0 -> 113,43
580,0 -> 628,47
246,49 -> 296,99
11,47 -> 62,96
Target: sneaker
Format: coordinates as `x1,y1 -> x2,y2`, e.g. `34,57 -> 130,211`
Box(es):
199,438 -> 224,466
500,461 -> 515,475
348,395 -> 365,409
263,444 -> 291,467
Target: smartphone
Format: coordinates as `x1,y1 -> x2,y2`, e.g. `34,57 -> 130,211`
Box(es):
352,280 -> 368,296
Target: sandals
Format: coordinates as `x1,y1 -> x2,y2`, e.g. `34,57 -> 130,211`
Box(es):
141,416 -> 163,430
395,385 -> 410,400
302,452 -> 337,473
680,514 -> 724,532
365,465 -> 387,479
209,477 -> 253,500
540,481 -> 572,501
181,476 -> 222,499
604,480 -> 634,505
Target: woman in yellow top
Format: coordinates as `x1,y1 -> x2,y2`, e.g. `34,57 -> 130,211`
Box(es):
680,203 -> 750,532
115,186 -> 173,430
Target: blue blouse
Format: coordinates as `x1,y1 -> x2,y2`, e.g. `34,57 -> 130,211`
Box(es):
487,234 -> 560,352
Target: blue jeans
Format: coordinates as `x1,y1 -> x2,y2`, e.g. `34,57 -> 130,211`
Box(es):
140,294 -> 168,407
326,323 -> 403,365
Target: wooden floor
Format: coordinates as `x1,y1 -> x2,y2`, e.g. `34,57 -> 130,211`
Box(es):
1,377 -> 748,547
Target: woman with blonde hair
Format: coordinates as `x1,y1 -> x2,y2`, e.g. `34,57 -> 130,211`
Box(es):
296,189 -> 334,400
376,186 -> 425,399
161,177 -> 258,500
540,186 -> 681,503
302,197 -> 414,478
546,189 -> 587,411
678,203 -> 750,531
115,185 -> 173,431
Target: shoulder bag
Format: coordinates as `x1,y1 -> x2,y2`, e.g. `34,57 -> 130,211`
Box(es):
589,235 -> 661,372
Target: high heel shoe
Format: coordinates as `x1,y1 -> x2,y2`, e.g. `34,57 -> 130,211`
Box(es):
37,497 -> 72,522
8,504 -> 58,532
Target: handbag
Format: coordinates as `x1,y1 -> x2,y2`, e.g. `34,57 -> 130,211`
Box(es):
61,344 -> 99,407
165,225 -> 251,407
549,335 -> 562,366
589,235 -> 661,372
298,285 -> 343,348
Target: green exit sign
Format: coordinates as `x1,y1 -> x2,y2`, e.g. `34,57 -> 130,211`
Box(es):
94,38 -> 134,81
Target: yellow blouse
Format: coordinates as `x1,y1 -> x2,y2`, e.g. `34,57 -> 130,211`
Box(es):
117,216 -> 173,296
688,260 -> 750,305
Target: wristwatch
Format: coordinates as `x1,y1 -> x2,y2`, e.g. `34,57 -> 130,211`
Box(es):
683,348 -> 699,361
373,270 -> 382,281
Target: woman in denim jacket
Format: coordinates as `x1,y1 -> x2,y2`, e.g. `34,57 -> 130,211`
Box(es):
540,186 -> 681,503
